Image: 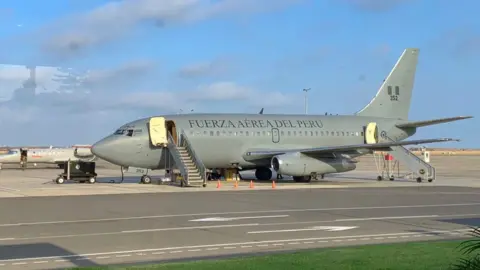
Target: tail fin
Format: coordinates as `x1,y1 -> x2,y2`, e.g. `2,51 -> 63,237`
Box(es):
355,48 -> 419,120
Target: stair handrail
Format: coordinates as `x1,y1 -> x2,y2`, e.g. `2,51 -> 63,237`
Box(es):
385,136 -> 434,177
180,129 -> 207,183
167,132 -> 188,183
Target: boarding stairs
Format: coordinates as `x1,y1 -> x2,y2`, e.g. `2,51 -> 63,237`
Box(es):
376,136 -> 435,183
167,131 -> 207,187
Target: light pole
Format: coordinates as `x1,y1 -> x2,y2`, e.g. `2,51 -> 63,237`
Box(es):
303,88 -> 311,114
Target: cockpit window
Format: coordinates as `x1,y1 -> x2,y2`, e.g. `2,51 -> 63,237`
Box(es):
126,129 -> 134,137
114,129 -> 125,135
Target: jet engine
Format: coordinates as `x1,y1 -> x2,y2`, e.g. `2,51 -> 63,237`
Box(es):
271,152 -> 356,177
74,147 -> 94,158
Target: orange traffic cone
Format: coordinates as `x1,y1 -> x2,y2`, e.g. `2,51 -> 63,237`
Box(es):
233,181 -> 238,189
249,180 -> 254,188
217,180 -> 221,189
272,180 -> 276,189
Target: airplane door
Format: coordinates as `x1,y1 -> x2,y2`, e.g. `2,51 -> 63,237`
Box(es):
271,128 -> 280,143
149,117 -> 168,147
365,122 -> 378,144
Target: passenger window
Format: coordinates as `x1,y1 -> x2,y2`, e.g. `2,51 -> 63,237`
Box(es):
395,86 -> 400,95
210,131 -> 214,136
288,131 -> 291,136
126,129 -> 133,137
216,131 -> 220,136
388,86 -> 392,95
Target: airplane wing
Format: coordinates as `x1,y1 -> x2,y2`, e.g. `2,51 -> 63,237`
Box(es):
396,116 -> 472,128
243,138 -> 458,160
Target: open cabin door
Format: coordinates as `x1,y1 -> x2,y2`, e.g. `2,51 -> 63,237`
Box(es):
365,122 -> 378,144
149,117 -> 168,147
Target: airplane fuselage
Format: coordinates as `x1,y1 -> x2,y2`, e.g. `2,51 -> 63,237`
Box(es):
92,113 -> 415,171
0,147 -> 95,167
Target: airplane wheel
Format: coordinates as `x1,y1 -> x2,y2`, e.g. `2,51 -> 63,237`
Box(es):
389,176 -> 394,181
377,176 -> 383,181
141,175 -> 152,184
88,177 -> 96,184
416,177 -> 422,183
428,179 -> 433,183
55,177 -> 65,184
202,183 -> 207,187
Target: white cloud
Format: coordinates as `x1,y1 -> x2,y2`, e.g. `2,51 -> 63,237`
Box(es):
178,57 -> 231,79
188,81 -> 252,101
35,0 -> 302,56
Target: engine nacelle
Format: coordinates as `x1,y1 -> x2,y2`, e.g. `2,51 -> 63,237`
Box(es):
271,152 -> 356,177
74,147 -> 94,158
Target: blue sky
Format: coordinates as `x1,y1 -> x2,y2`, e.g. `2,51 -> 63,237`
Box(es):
0,0 -> 478,148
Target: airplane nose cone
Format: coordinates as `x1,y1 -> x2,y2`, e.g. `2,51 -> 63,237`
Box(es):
91,136 -> 136,167
91,139 -> 109,160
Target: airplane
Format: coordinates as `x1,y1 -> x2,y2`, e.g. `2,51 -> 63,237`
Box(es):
0,145 -> 96,170
91,48 -> 473,185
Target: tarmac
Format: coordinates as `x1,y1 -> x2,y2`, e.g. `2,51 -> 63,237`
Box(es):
0,155 -> 478,269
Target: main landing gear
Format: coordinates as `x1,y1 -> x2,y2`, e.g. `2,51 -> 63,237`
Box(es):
140,175 -> 152,184
293,172 -> 325,183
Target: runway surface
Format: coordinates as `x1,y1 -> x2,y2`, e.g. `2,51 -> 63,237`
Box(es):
1,186 -> 480,269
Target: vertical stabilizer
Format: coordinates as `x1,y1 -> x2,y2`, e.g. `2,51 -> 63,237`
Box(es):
355,48 -> 419,120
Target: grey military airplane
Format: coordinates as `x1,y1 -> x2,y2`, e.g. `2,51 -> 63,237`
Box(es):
91,48 -> 472,184
0,145 -> 96,170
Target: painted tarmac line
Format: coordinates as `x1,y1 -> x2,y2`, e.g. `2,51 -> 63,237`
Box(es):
189,215 -> 290,222
1,202 -> 480,227
1,213 -> 479,242
0,229 -> 471,264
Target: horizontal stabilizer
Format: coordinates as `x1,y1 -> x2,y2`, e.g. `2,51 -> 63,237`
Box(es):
244,138 -> 459,160
396,116 -> 473,128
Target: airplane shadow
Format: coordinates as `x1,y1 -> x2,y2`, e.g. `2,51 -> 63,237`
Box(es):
0,243 -> 99,268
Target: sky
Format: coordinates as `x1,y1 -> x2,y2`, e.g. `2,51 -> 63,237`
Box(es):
0,0 -> 478,148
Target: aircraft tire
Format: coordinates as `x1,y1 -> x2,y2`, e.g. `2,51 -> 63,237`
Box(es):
416,177 -> 422,183
293,176 -> 311,183
141,175 -> 152,184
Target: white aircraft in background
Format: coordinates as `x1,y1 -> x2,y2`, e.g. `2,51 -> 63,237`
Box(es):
0,145 -> 96,169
